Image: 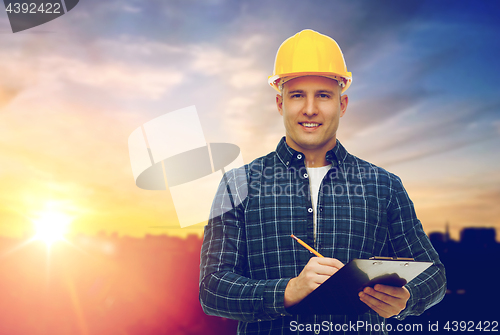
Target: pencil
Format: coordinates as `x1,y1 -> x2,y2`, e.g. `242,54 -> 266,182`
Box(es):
291,234 -> 324,258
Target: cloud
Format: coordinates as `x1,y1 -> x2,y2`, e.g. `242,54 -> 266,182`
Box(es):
0,39 -> 186,102
341,90 -> 429,138
0,87 -> 22,110
352,100 -> 500,165
379,134 -> 499,168
187,35 -> 269,90
45,57 -> 184,99
92,34 -> 270,97
0,52 -> 35,109
190,45 -> 252,76
0,32 -> 264,104
122,4 -> 142,13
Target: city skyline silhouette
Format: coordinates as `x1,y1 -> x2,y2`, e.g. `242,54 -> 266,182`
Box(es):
0,224 -> 497,334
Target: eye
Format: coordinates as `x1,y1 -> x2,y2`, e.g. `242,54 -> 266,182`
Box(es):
290,93 -> 303,99
318,93 -> 331,99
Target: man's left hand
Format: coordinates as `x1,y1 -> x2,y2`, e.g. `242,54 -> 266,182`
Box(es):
359,284 -> 410,318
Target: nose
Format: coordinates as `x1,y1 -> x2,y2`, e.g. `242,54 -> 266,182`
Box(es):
303,95 -> 317,117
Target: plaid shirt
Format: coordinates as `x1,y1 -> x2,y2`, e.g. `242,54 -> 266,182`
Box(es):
199,137 -> 446,335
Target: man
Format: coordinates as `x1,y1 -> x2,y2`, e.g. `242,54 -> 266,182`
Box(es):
199,29 -> 446,334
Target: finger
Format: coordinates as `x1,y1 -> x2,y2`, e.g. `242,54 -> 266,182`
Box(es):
359,292 -> 392,318
359,290 -> 399,316
373,284 -> 410,299
363,287 -> 397,306
361,287 -> 407,314
313,274 -> 334,285
300,266 -> 335,284
362,287 -> 401,307
306,259 -> 342,275
310,265 -> 339,277
315,257 -> 345,269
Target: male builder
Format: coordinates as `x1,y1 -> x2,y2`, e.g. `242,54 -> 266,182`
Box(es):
199,29 -> 446,334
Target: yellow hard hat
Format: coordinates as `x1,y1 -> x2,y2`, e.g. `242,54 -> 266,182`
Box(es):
268,29 -> 352,94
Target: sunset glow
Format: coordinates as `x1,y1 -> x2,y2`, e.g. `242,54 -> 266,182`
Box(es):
32,211 -> 72,246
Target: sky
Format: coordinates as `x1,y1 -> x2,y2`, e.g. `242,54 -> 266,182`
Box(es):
0,0 -> 499,240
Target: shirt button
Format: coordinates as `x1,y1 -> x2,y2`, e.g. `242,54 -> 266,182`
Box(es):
286,161 -> 289,165
303,173 -> 308,178
297,154 -> 302,159
307,208 -> 313,213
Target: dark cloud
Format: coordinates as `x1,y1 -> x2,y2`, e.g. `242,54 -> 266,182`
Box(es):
369,101 -> 500,155
341,89 -> 433,138
380,133 -> 499,168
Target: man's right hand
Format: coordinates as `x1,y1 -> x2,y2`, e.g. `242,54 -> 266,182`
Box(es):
284,257 -> 344,308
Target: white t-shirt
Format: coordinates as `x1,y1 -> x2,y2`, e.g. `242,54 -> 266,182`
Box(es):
306,164 -> 332,243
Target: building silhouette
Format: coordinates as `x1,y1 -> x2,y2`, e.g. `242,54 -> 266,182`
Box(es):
0,225 -> 498,334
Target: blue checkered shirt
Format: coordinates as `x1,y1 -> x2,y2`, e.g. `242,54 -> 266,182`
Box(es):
199,137 -> 446,334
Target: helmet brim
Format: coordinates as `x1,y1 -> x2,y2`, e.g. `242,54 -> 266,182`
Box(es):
268,72 -> 352,94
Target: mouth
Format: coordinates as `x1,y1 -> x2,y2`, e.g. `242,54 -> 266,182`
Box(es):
299,122 -> 321,130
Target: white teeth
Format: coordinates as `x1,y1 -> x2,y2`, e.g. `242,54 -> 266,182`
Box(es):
301,123 -> 319,127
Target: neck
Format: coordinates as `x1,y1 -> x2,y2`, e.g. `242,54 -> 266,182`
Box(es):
304,154 -> 330,168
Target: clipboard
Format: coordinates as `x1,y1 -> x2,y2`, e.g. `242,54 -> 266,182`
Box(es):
286,257 -> 432,315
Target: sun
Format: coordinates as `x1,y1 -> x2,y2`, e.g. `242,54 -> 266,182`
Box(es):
32,211 -> 72,246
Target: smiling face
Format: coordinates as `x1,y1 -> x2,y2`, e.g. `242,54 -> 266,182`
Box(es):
276,76 -> 348,166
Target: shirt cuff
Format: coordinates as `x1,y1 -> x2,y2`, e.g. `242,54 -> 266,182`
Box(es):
394,284 -> 419,320
262,277 -> 293,317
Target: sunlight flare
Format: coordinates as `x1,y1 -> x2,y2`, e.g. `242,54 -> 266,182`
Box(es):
32,211 -> 73,246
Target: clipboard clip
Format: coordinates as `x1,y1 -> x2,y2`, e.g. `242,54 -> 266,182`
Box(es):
369,256 -> 415,261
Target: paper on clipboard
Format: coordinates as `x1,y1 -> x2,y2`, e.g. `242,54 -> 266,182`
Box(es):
286,258 -> 433,315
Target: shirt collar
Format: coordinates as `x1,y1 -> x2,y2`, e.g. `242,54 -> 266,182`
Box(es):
275,136 -> 349,168
327,139 -> 349,165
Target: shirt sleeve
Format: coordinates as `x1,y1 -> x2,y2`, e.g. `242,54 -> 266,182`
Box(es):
386,175 -> 447,320
199,168 -> 292,322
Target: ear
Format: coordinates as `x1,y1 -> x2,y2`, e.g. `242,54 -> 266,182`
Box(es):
339,94 -> 348,118
276,94 -> 284,116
